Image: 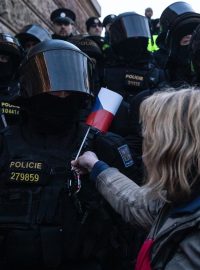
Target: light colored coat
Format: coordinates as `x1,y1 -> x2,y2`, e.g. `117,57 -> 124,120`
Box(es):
96,167 -> 200,269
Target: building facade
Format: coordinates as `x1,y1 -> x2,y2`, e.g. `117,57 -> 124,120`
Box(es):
0,0 -> 101,35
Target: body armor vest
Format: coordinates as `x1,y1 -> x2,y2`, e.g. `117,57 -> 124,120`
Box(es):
102,63 -> 163,136
103,65 -> 161,102
0,125 -> 114,269
0,123 -> 135,269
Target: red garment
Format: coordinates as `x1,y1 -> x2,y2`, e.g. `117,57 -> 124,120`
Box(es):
135,239 -> 154,270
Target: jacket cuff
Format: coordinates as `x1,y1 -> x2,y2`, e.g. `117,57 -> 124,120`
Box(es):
90,161 -> 110,182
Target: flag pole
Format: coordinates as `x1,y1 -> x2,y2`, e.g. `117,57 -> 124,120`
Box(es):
75,126 -> 91,160
69,126 -> 91,195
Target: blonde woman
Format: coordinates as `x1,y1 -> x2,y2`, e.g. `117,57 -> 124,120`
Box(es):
72,89 -> 200,269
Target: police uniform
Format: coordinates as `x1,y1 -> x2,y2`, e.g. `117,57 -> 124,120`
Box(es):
101,12 -> 166,136
0,39 -> 137,270
0,33 -> 22,130
190,24 -> 200,85
0,83 -> 20,129
157,2 -> 200,86
68,35 -> 105,98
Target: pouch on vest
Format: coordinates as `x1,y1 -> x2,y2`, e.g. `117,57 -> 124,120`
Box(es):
0,187 -> 41,228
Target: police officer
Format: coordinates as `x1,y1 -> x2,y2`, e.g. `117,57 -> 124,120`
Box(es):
86,17 -> 103,37
0,33 -> 22,128
153,30 -> 169,69
102,14 -> 117,45
16,24 -> 51,52
0,39 -> 136,270
69,34 -> 104,96
102,12 -> 166,136
103,14 -> 116,33
126,2 -> 200,186
51,8 -> 76,40
155,1 -> 200,86
144,7 -> 154,35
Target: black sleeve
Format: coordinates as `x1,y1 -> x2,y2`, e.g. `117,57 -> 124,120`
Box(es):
0,134 -> 8,174
93,131 -> 143,184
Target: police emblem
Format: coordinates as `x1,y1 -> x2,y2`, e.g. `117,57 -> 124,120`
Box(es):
60,12 -> 66,18
118,144 -> 134,167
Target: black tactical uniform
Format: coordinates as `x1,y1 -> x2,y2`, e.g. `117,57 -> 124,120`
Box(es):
0,33 -> 22,129
102,14 -> 117,45
0,39 -> 137,270
127,3 -> 200,179
190,24 -> 200,84
101,12 -> 166,136
69,35 -> 105,96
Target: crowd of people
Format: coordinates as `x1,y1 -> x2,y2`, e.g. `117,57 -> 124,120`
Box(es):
0,1 -> 200,269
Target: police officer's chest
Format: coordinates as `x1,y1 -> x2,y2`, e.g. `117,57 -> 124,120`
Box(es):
103,65 -> 159,97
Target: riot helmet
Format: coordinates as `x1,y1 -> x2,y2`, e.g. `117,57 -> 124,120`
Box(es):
110,12 -> 151,58
19,39 -> 94,99
0,33 -> 22,84
159,2 -> 200,49
16,24 -> 51,51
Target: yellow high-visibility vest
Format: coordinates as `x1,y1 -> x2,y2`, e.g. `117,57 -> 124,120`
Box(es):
147,35 -> 159,52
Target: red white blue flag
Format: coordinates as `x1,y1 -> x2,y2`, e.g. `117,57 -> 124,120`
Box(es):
86,87 -> 123,132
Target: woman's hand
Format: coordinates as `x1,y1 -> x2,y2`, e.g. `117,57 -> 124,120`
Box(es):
71,151 -> 99,174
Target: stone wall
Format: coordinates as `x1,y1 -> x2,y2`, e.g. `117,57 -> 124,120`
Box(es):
0,0 -> 101,35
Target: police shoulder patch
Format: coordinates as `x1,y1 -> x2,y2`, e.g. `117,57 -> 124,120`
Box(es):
117,144 -> 134,168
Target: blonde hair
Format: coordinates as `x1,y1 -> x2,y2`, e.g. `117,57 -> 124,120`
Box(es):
140,88 -> 200,202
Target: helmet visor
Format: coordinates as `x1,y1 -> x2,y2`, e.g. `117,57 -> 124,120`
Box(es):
20,49 -> 93,97
111,14 -> 150,45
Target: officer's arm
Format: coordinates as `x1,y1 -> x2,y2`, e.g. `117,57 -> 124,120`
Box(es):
92,131 -> 142,184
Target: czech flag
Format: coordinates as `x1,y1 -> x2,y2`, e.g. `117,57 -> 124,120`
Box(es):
86,87 -> 123,133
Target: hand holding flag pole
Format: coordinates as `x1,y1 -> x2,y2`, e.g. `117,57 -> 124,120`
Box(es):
69,87 -> 123,194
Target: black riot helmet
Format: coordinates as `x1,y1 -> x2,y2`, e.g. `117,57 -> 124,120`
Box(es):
19,39 -> 94,98
16,24 -> 51,50
110,12 -> 151,57
0,33 -> 21,61
0,33 -> 22,84
159,2 -> 200,49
